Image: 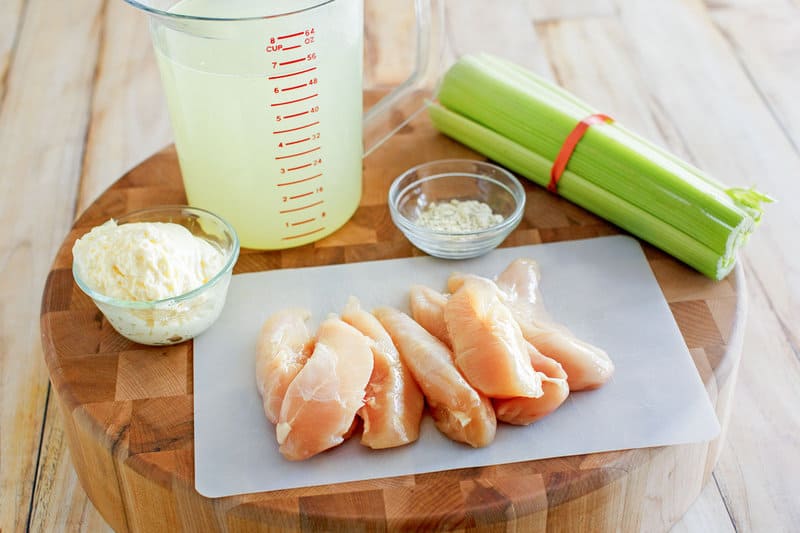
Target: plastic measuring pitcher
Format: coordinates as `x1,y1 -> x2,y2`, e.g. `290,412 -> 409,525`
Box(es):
124,0 -> 444,249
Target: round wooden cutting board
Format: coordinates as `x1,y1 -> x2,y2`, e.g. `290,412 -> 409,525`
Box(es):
40,112 -> 745,532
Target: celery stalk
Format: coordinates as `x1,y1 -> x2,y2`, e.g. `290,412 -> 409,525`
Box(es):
435,55 -> 768,259
452,54 -> 773,215
487,54 -> 762,202
428,103 -> 740,279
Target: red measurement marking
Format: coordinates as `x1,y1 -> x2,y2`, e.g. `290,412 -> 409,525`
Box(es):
282,83 -> 308,92
283,45 -> 301,51
285,137 -> 310,146
287,163 -> 312,172
277,173 -> 323,187
275,146 -> 320,160
279,57 -> 306,67
291,217 -> 316,226
289,191 -> 314,200
273,121 -> 319,134
280,200 -> 324,214
282,226 -> 326,240
268,67 -> 316,80
277,31 -> 304,40
282,110 -> 309,119
271,93 -> 318,107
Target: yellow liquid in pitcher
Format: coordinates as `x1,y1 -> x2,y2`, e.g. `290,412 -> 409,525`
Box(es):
154,0 -> 363,249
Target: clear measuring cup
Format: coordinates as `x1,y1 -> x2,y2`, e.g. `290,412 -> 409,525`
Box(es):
124,0 -> 444,249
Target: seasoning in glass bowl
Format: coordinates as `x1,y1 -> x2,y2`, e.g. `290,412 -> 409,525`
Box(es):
415,199 -> 504,233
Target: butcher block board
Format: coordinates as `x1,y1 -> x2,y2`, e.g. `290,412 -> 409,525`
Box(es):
194,235 -> 719,498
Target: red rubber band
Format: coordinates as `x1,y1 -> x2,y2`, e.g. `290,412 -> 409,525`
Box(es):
548,113 -> 614,194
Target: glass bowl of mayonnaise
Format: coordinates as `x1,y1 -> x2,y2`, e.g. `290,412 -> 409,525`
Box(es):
72,205 -> 240,345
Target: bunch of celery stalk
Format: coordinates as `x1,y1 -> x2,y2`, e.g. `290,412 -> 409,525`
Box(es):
428,54 -> 771,280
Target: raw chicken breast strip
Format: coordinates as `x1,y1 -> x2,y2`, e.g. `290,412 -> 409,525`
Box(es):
409,284 -> 451,347
493,344 -> 570,425
494,258 -> 614,391
341,297 -> 424,449
373,306 -> 496,448
449,260 -> 614,391
276,317 -> 373,461
445,277 -> 543,399
255,308 -> 313,424
410,285 -> 568,425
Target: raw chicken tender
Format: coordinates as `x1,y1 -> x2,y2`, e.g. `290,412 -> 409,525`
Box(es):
521,331 -> 613,391
373,306 -> 496,448
494,258 -> 614,391
409,284 -> 451,347
255,308 -> 313,424
341,297 -> 424,449
493,344 -> 570,425
445,277 -> 543,399
276,317 -> 373,461
410,287 -> 568,426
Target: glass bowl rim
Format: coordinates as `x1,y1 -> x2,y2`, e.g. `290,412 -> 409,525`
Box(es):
72,205 -> 240,309
388,159 -> 526,237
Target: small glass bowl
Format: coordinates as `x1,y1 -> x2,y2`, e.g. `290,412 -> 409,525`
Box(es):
72,205 -> 240,346
388,160 -> 526,259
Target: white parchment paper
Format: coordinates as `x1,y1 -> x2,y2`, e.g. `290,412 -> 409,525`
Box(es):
194,236 -> 719,497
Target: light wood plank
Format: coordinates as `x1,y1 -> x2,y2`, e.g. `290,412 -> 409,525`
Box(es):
670,478 -> 736,533
77,0 -> 172,214
28,396 -> 113,532
714,261 -> 800,531
613,0 -> 800,530
527,0 -> 616,22
447,0 -> 550,75
0,0 -> 25,103
0,0 -> 104,531
704,0 -> 791,8
708,8 -> 800,351
710,7 -> 800,171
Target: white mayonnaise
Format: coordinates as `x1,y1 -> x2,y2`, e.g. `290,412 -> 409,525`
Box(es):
72,220 -> 229,345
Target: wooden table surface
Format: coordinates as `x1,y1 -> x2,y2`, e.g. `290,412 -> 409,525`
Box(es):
1,0 -> 798,531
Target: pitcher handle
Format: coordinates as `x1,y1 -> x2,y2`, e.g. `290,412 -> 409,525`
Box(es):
362,0 -> 446,157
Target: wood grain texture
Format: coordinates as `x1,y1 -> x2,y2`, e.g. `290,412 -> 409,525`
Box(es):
0,0 -> 25,104
0,0 -> 104,531
445,0 -> 549,74
670,480 -> 736,533
713,261 -> 800,531
77,0 -> 172,214
710,7 -> 800,150
704,0 -> 792,8
527,0 -> 616,22
709,5 -> 800,348
39,104 -> 744,531
28,393 -> 114,533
